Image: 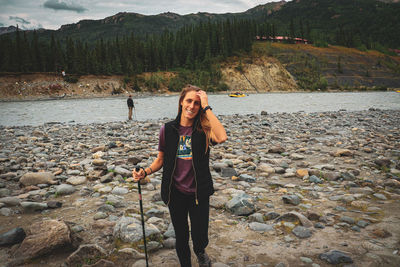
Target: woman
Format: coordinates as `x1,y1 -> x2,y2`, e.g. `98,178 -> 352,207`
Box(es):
132,85 -> 227,267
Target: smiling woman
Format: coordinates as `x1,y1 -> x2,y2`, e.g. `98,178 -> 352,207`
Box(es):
132,84 -> 227,266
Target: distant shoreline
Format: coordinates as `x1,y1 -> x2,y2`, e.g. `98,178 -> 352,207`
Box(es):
0,89 -> 396,103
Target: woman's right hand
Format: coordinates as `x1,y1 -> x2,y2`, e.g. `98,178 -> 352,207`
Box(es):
132,168 -> 145,182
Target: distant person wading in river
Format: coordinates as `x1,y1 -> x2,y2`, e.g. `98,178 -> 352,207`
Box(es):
132,85 -> 227,267
127,95 -> 134,120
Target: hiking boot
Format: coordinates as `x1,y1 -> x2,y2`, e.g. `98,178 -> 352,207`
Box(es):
196,252 -> 211,267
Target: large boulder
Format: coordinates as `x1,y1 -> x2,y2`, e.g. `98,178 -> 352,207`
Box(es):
13,220 -> 71,260
20,172 -> 57,186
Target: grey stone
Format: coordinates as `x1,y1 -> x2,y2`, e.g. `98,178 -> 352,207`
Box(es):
373,193 -> 387,200
20,202 -> 48,212
113,166 -> 131,178
249,222 -> 274,233
111,187 -> 129,195
248,213 -> 264,223
0,227 -> 26,246
56,184 -> 76,195
239,174 -> 256,183
226,193 -> 255,216
292,226 -> 312,238
163,237 -> 176,249
0,207 -> 12,216
221,167 -> 238,177
282,195 -> 301,206
265,211 -> 280,220
319,250 -> 353,264
113,216 -> 161,243
357,220 -> 370,228
0,196 -> 21,206
309,175 -> 323,184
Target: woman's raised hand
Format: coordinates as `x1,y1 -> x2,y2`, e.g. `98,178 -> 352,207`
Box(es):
196,90 -> 209,109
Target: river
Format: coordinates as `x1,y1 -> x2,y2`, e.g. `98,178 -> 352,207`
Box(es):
0,91 -> 399,127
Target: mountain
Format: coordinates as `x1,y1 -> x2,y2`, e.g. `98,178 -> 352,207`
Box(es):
19,1 -> 283,44
0,26 -> 18,36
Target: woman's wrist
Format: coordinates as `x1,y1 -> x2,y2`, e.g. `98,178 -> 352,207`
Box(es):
147,167 -> 153,175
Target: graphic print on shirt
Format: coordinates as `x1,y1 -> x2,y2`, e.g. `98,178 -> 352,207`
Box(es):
177,135 -> 192,160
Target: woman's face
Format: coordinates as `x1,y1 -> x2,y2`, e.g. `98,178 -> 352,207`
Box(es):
180,90 -> 201,121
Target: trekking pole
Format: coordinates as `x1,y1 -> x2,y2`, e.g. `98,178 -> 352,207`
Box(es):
135,166 -> 149,266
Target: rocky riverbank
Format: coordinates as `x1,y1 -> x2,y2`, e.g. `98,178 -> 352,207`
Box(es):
1,109 -> 400,267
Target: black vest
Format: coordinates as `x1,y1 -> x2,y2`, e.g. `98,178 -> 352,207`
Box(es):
161,117 -> 214,204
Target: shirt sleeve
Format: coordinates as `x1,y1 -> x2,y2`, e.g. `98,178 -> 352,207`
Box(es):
158,125 -> 165,152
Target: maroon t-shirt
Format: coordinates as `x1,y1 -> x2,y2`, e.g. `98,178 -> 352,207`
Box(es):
158,125 -> 196,194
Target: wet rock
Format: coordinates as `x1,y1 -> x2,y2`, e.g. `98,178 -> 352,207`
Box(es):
0,227 -> 26,246
319,250 -> 353,264
20,172 -> 57,186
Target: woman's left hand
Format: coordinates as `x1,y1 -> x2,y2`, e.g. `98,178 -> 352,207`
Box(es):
196,90 -> 209,109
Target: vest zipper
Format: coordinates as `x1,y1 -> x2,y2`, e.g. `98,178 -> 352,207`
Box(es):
192,158 -> 199,205
167,125 -> 179,206
192,121 -> 200,205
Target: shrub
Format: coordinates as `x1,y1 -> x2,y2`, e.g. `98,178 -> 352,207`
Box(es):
63,75 -> 79,83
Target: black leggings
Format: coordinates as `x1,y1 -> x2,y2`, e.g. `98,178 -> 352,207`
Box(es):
168,187 -> 210,267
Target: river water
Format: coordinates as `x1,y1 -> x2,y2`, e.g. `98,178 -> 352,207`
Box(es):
0,92 -> 399,127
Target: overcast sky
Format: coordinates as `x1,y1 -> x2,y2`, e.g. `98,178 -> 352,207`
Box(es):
0,0 -> 284,30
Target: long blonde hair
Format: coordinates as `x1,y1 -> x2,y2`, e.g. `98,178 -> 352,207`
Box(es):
178,84 -> 211,151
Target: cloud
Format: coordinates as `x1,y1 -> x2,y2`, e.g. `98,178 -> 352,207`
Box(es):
43,0 -> 87,13
9,16 -> 31,24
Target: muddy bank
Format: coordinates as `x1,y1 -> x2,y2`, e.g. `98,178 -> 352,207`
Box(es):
0,109 -> 400,267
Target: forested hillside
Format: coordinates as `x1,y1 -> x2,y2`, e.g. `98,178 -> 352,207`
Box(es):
0,0 -> 399,92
